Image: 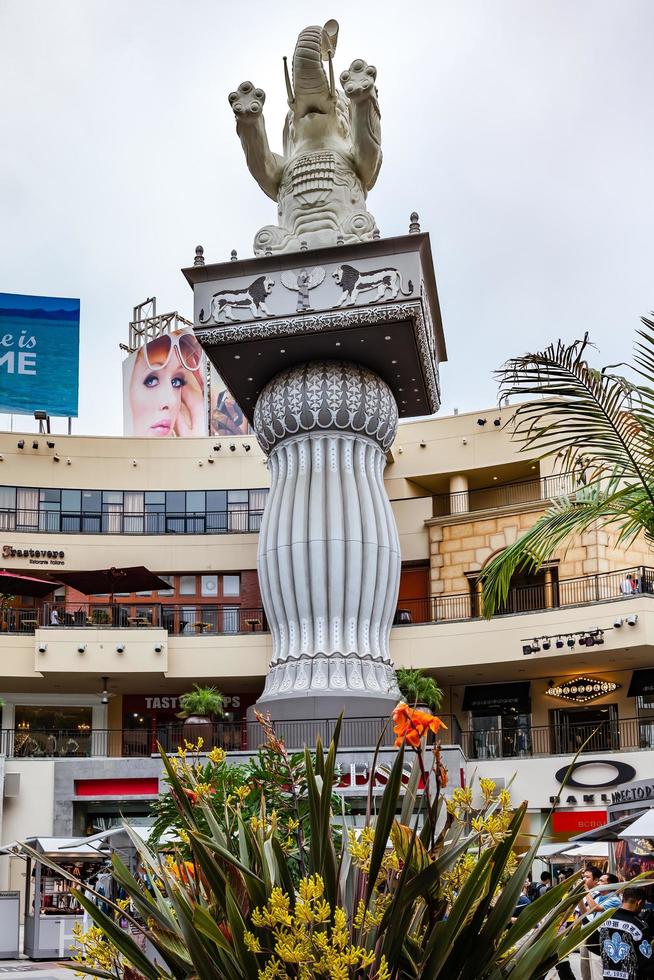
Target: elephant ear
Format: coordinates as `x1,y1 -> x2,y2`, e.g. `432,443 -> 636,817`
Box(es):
322,20 -> 339,59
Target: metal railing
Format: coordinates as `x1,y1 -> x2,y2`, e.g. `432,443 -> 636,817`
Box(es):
462,717 -> 653,760
433,471 -> 578,517
2,715 -> 463,758
393,565 -> 654,624
1,603 -> 267,635
0,507 -> 264,535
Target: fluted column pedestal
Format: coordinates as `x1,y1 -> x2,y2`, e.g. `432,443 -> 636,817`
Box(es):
253,361 -> 401,721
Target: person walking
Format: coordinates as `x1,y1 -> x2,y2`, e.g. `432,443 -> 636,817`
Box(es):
599,886 -> 654,979
579,869 -> 622,980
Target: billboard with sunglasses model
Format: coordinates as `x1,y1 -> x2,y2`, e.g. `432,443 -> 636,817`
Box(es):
208,364 -> 250,436
0,291 -> 80,417
122,327 -> 208,437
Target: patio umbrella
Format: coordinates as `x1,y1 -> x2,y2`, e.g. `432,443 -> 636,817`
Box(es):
56,566 -> 171,599
0,570 -> 59,598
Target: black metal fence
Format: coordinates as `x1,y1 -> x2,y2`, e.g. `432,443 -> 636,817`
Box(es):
432,471 -> 578,517
462,717 -> 652,760
1,603 -> 267,635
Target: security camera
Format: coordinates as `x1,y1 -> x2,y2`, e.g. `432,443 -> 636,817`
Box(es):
77,644 -> 86,654
53,454 -> 60,462
116,643 -> 125,653
132,459 -> 137,466
419,441 -> 427,448
477,418 -> 487,426
38,643 -> 47,654
207,457 -> 215,464
154,643 -> 163,654
627,614 -> 639,627
46,441 -> 55,449
244,443 -> 251,452
493,418 -> 502,427
614,617 -> 624,628
229,443 -> 236,452
16,440 -> 24,450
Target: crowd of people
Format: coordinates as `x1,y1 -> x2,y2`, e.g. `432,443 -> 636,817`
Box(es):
513,866 -> 653,979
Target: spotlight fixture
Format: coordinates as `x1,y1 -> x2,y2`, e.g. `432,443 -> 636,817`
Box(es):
198,460 -> 204,466
244,444 -> 251,452
578,635 -> 586,646
627,614 -> 639,626
419,441 -> 427,448
53,454 -> 60,462
229,443 -> 236,452
16,440 -> 24,450
614,617 -> 624,628
77,644 -> 87,654
66,458 -> 72,465
493,418 -> 502,427
46,441 -> 55,449
116,643 -> 125,654
477,418 -> 487,426
214,444 -> 222,451
132,459 -> 137,466
566,637 -> 575,648
38,643 -> 47,654
207,457 -> 215,464
522,644 -> 533,656
556,637 -> 564,648
542,639 -> 551,651
154,643 -> 163,654
32,441 -> 38,450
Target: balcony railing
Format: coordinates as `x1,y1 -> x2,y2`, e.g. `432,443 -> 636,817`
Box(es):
394,565 -> 654,624
0,507 -> 264,536
2,716 -> 463,758
0,603 -> 267,635
463,717 -> 654,760
432,471 -> 578,517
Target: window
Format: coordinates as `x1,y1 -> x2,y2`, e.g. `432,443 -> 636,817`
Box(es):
145,492 -> 165,534
222,606 -> 240,633
186,491 -> 205,533
228,490 -> 248,532
223,575 -> 240,597
39,489 -> 61,532
82,491 -> 102,533
102,491 -> 123,534
0,487 -> 17,530
16,488 -> 38,530
124,492 -> 144,534
180,576 -> 196,596
157,575 -> 175,597
201,575 -> 218,597
206,491 -> 227,533
61,489 -> 81,532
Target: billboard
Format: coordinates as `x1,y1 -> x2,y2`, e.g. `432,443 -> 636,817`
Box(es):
0,291 -> 80,417
208,364 -> 249,436
122,327 -> 207,437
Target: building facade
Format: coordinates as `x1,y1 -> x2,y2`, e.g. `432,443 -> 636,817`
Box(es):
0,408 -> 652,887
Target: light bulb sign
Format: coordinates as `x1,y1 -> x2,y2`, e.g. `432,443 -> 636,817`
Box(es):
0,292 -> 80,417
546,676 -> 619,703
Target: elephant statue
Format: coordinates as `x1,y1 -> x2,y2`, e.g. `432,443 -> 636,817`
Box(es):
228,19 -> 382,255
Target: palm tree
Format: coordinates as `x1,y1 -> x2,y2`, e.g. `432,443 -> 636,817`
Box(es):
480,315 -> 654,616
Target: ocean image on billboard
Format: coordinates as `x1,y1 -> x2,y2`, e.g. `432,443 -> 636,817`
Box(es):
0,292 -> 80,417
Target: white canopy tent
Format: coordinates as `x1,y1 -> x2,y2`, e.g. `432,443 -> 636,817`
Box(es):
618,811 -> 654,840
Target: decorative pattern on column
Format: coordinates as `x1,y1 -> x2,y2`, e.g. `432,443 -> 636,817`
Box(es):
253,361 -> 401,702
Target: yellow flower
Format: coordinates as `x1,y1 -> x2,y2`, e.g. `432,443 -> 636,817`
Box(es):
208,746 -> 226,764
243,930 -> 261,954
235,785 -> 250,801
479,777 -> 496,800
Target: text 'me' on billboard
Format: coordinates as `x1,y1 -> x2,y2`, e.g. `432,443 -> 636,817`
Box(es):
0,292 -> 80,417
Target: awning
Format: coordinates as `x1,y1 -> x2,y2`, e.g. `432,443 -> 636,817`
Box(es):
561,841 -> 610,859
462,682 -> 531,713
569,812 -> 642,842
618,811 -> 654,839
628,669 -> 654,698
0,571 -> 60,598
56,566 -> 170,596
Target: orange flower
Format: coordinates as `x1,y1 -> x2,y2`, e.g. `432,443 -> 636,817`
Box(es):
392,702 -> 447,748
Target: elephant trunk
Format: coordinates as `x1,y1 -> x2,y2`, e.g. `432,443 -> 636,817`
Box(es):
292,24 -> 333,115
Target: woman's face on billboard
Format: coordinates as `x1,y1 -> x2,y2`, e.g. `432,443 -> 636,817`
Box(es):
129,347 -> 188,437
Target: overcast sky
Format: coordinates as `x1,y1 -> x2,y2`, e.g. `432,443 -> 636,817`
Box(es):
0,0 -> 652,435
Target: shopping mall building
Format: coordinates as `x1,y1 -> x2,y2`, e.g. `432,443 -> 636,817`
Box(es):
0,405 -> 653,890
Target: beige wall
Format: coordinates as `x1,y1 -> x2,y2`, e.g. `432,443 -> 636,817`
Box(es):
0,760 -> 55,895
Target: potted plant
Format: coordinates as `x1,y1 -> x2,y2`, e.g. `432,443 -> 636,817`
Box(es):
177,685 -> 224,747
396,668 -> 444,712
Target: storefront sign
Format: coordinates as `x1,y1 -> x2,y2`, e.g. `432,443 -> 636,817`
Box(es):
2,544 -> 65,566
552,810 -> 608,834
555,760 -> 636,790
75,778 -> 159,797
546,676 -> 619,703
611,779 -> 654,806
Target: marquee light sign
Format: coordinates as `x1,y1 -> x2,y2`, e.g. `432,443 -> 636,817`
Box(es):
546,676 -> 620,703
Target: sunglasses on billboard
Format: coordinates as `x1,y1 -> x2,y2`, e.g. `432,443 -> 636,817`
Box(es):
143,333 -> 203,372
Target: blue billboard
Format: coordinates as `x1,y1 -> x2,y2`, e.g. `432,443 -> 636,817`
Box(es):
0,292 -> 80,417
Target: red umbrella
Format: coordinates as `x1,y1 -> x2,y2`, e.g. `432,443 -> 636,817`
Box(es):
56,566 -> 171,598
0,570 -> 59,598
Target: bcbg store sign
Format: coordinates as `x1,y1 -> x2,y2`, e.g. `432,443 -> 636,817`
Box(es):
2,544 -> 65,566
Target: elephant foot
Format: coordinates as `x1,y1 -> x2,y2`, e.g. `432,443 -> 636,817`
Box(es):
253,225 -> 293,256
338,210 -> 379,243
228,81 -> 266,122
340,59 -> 377,101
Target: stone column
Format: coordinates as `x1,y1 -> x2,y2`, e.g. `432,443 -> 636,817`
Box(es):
449,474 -> 469,514
253,361 -> 401,719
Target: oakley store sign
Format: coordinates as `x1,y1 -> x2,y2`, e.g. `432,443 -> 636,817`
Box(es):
2,544 -> 65,566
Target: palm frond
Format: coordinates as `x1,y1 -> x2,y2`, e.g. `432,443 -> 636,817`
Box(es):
497,335 -> 654,500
